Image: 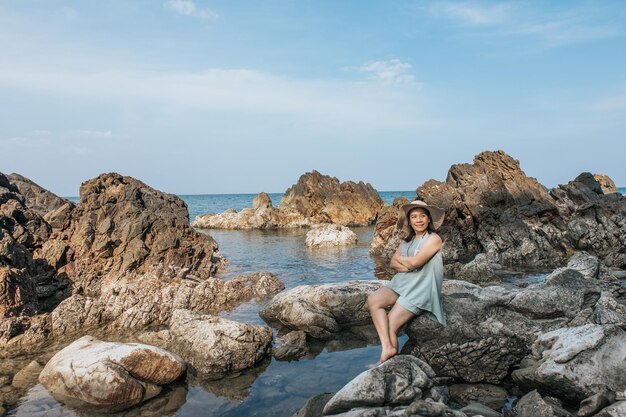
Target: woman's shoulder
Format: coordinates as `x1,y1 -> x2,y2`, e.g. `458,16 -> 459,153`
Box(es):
426,232 -> 443,246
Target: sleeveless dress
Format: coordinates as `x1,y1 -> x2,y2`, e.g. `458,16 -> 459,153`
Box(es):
386,233 -> 446,327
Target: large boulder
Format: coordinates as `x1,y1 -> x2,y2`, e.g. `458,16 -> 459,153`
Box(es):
305,224 -> 358,248
370,151 -> 626,272
193,171 -> 384,229
512,324 -> 626,403
38,335 -> 185,412
402,263 -> 626,384
259,280 -> 382,339
137,309 -> 272,378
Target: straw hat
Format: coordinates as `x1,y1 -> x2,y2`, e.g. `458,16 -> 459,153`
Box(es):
396,200 -> 445,231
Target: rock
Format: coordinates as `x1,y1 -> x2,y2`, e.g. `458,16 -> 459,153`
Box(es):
193,171 -> 384,229
273,330 -> 309,361
54,172 -> 226,295
459,402 -> 502,417
11,360 -> 43,389
403,399 -> 468,417
166,309 -> 272,377
445,254 -> 502,286
260,280 -> 382,339
293,392 -> 335,417
369,198 -> 409,279
512,324 -> 626,403
591,401 -> 626,417
370,151 -> 626,271
593,174 -> 618,194
38,335 -> 185,412
305,224 -> 358,248
322,355 -> 436,415
514,390 -> 573,417
578,391 -> 616,417
449,383 -> 508,410
402,265 -> 626,384
6,173 -> 72,218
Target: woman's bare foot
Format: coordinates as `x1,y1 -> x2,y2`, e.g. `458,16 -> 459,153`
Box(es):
379,346 -> 397,363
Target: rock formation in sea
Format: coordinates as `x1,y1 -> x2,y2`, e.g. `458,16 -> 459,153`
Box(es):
370,150 -> 626,278
305,224 -> 358,248
192,170 -> 384,229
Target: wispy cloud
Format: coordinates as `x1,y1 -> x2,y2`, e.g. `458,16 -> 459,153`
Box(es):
429,2 -> 513,26
358,59 -> 420,87
426,1 -> 624,48
165,0 -> 218,21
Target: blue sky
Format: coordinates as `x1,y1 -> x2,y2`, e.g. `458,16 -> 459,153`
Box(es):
1,0 -> 625,196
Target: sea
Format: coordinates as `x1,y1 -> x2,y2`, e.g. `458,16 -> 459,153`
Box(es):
9,188 -> 625,417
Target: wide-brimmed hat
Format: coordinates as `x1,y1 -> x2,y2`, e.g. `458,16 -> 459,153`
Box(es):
396,200 -> 445,231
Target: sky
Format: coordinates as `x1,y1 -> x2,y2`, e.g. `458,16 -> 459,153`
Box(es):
0,0 -> 625,196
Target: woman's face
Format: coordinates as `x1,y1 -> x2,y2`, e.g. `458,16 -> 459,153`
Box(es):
408,208 -> 430,233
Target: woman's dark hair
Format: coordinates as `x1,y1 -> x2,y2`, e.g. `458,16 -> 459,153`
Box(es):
404,207 -> 434,242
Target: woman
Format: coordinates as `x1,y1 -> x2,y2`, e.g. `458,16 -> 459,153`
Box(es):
367,199 -> 446,364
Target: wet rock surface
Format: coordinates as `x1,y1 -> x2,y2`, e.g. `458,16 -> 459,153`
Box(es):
370,150 -> 626,274
38,335 -> 185,412
193,170 -> 384,229
260,280 -> 382,339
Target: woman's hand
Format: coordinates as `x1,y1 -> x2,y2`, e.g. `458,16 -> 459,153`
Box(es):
390,247 -> 411,272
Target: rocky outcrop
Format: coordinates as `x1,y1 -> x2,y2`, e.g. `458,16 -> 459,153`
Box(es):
6,173 -> 72,219
402,259 -> 626,384
370,150 -> 626,274
305,224 -> 358,248
193,171 -> 384,229
512,324 -> 626,403
260,280 -> 382,339
514,390 -> 573,417
38,335 -> 185,412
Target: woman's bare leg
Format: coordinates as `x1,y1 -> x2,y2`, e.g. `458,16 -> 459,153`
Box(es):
367,287 -> 399,363
387,303 -> 416,355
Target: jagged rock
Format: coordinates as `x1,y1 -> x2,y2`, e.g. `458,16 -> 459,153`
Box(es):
259,280 -> 382,339
578,391 -> 616,417
512,324 -> 626,403
370,151 -> 626,272
293,392 -> 335,417
193,171 -> 384,229
514,390 -> 573,417
38,336 -> 185,412
161,309 -> 272,377
305,224 -> 358,248
322,355 -> 437,415
449,383 -> 508,410
445,254 -> 501,286
6,173 -> 72,218
402,265 -> 626,384
593,174 -> 618,195
54,173 -> 226,295
369,197 -> 410,261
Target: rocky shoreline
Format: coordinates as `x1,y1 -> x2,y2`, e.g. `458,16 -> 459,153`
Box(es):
1,150 -> 625,416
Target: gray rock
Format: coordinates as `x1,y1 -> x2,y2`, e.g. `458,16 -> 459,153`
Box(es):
293,392 -> 334,417
404,399 -> 468,417
305,224 -> 358,248
449,384 -> 508,411
512,325 -> 626,403
322,355 -> 435,415
514,390 -> 573,417
446,254 -> 502,286
578,391 -> 616,417
460,401 -> 502,417
260,280 -> 382,339
591,401 -> 626,417
274,330 -> 309,361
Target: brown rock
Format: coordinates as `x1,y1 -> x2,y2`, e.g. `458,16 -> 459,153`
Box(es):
6,173 -> 71,218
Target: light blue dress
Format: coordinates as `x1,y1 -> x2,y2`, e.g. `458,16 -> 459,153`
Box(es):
386,233 -> 446,327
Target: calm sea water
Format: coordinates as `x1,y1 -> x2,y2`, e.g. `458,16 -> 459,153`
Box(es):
11,188 -> 624,417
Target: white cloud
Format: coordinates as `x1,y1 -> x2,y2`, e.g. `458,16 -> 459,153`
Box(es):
426,1 -> 623,48
165,0 -> 218,21
359,59 -> 420,86
430,2 -> 512,26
